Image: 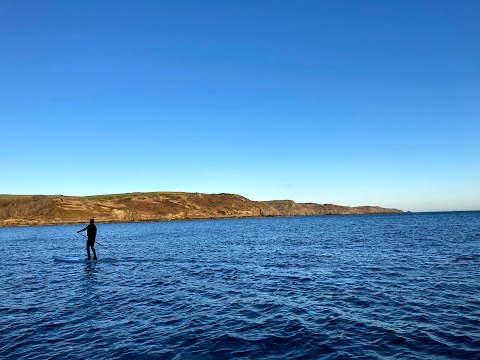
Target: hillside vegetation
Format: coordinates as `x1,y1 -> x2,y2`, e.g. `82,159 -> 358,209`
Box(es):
0,192 -> 403,226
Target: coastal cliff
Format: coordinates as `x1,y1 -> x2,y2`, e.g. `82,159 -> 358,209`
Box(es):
261,200 -> 402,216
0,192 -> 403,226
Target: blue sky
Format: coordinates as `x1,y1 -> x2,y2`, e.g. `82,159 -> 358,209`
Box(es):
1,1 -> 479,212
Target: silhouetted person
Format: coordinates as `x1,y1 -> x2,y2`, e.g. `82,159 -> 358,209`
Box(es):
77,219 -> 97,260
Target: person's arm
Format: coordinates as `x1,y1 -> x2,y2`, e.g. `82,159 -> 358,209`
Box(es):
77,226 -> 88,233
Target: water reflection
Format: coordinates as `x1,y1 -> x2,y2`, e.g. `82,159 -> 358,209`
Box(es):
84,262 -> 98,275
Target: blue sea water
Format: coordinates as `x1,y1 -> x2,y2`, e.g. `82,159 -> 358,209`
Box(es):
1,212 -> 480,359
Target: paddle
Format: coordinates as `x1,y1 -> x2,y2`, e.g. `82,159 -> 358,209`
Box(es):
77,233 -> 117,258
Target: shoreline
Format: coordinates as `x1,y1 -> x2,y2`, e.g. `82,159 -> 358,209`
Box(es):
0,211 -> 413,228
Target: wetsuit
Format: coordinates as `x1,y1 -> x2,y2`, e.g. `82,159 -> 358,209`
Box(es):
85,224 -> 97,259
86,223 -> 97,244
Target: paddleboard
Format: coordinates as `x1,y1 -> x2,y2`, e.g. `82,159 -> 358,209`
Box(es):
53,255 -> 121,263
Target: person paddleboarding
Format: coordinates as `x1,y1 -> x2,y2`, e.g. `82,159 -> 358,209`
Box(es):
77,219 -> 97,260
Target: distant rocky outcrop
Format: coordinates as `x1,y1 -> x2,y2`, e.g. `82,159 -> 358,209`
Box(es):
0,192 -> 403,226
261,200 -> 403,216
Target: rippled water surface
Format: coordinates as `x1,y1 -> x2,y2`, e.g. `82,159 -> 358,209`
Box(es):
1,212 -> 480,359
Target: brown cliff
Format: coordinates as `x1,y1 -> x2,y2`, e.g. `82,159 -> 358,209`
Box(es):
0,192 -> 403,226
261,200 -> 403,216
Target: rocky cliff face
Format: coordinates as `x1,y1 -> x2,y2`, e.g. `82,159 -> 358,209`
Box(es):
261,200 -> 403,216
0,192 -> 403,226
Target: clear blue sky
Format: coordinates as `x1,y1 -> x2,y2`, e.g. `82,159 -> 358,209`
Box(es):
1,1 -> 479,212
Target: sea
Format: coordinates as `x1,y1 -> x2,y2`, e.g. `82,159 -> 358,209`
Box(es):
1,212 -> 479,359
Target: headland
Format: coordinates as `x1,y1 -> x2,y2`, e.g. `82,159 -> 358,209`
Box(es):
0,192 -> 403,226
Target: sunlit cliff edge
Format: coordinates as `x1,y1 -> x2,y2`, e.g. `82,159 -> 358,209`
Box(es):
0,192 -> 404,226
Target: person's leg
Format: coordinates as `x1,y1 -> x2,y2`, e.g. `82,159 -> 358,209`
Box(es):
91,242 -> 97,260
86,241 -> 91,259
